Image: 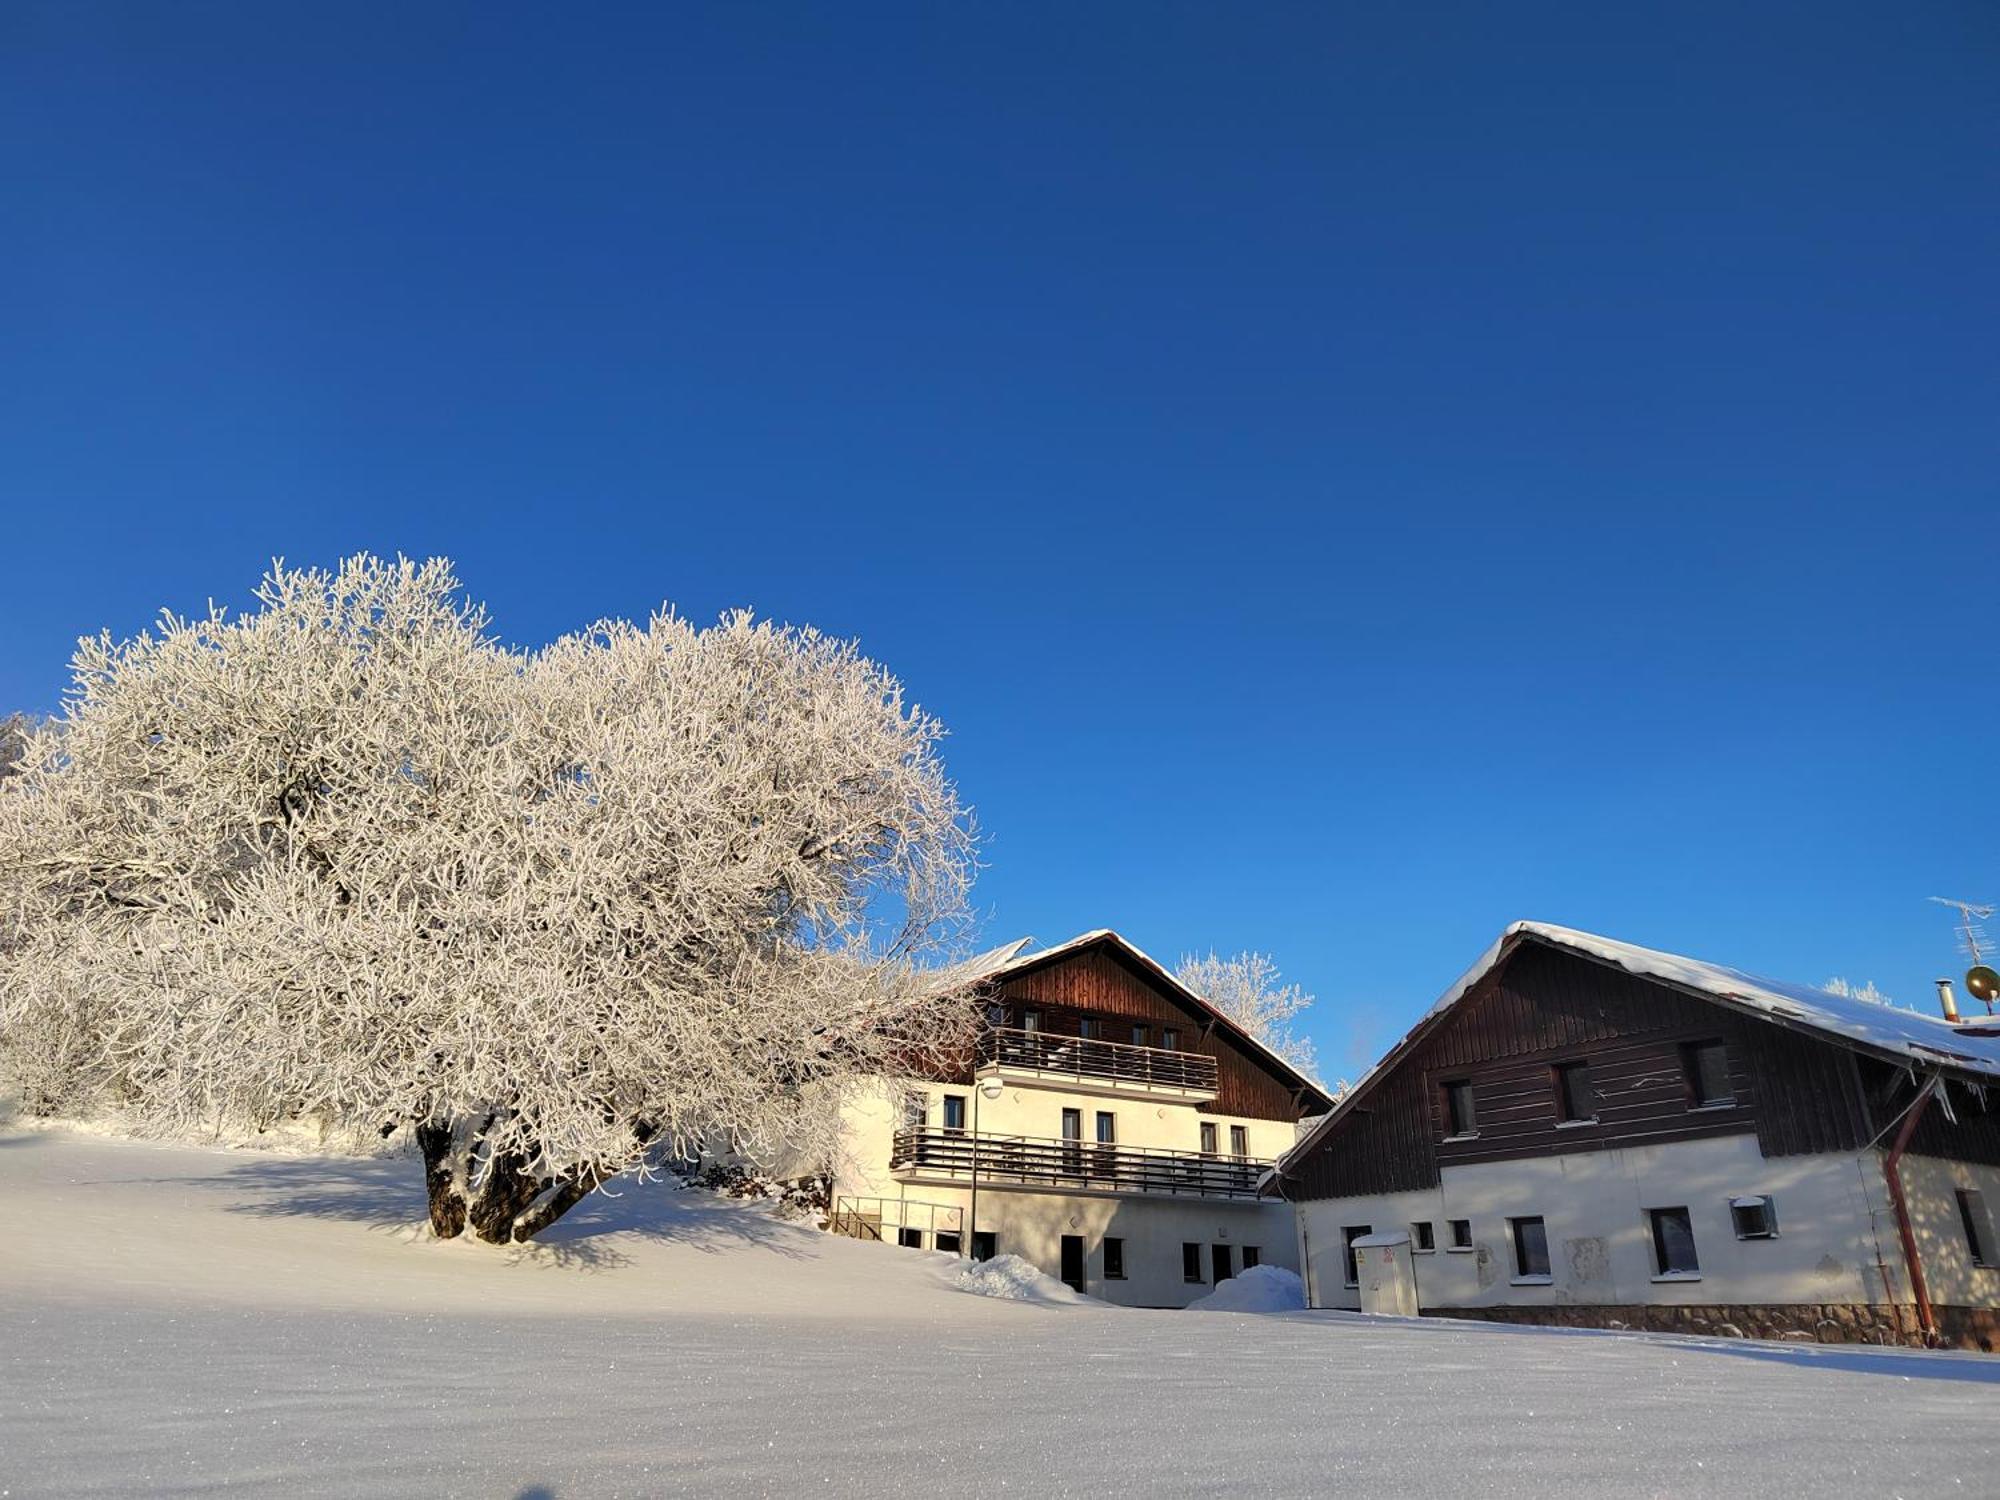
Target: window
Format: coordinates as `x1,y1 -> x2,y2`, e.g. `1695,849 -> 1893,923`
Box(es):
1230,1125 -> 1249,1157
1199,1121 -> 1219,1155
1682,1040 -> 1733,1108
1095,1111 -> 1117,1144
1103,1237 -> 1126,1279
1554,1060 -> 1596,1124
1448,1218 -> 1473,1251
942,1094 -> 967,1133
1442,1079 -> 1478,1137
1211,1244 -> 1233,1283
1130,1023 -> 1149,1046
1022,1008 -> 1042,1032
900,1091 -> 927,1130
1078,1016 -> 1101,1040
1061,1107 -> 1082,1141
1730,1195 -> 1778,1240
1242,1246 -> 1261,1269
972,1230 -> 997,1262
934,1231 -> 962,1255
1649,1206 -> 1700,1277
1957,1189 -> 1997,1268
1183,1242 -> 1204,1283
1510,1217 -> 1551,1281
1161,1027 -> 1181,1051
984,1001 -> 1008,1027
897,1227 -> 923,1249
1412,1220 -> 1436,1253
1342,1224 -> 1372,1286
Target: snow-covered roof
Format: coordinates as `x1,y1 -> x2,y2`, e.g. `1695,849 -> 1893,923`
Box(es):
1277,920 -> 2000,1181
942,928 -> 1334,1109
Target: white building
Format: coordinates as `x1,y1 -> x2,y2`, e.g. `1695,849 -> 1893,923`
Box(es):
1275,923 -> 2000,1351
831,930 -> 1334,1307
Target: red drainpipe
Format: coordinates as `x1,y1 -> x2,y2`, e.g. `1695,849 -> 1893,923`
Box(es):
1882,1075 -> 1941,1347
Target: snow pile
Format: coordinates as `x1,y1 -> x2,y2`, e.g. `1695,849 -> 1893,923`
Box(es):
1187,1264 -> 1305,1314
949,1252 -> 1090,1305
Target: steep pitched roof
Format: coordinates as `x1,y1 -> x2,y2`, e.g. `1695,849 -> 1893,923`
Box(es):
1276,920 -> 2000,1181
947,928 -> 1334,1110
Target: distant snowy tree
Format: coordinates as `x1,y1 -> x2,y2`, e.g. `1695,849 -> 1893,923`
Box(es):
1174,950 -> 1319,1075
1823,976 -> 1896,1007
0,713 -> 34,781
0,556 -> 979,1244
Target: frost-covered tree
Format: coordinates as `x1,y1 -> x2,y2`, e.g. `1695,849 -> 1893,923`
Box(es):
1175,950 -> 1318,1075
0,713 -> 34,781
0,556 -> 978,1243
1824,976 -> 1896,1007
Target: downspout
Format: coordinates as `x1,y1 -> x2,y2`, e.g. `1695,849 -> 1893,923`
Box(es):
1882,1074 -> 1942,1347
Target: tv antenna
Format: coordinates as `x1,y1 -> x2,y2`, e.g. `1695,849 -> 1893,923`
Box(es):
1930,897 -> 1999,1013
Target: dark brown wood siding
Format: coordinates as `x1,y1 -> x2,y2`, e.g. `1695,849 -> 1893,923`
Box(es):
1854,1057 -> 2000,1168
1290,940 -> 1877,1201
994,946 -> 1308,1121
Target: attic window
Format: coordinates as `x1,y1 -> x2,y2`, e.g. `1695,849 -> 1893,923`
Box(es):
1682,1040 -> 1733,1108
1730,1195 -> 1778,1240
1442,1079 -> 1478,1137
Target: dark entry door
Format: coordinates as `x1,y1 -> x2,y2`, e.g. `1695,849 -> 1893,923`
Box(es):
1060,1108 -> 1083,1178
1212,1244 -> 1234,1284
1060,1234 -> 1086,1293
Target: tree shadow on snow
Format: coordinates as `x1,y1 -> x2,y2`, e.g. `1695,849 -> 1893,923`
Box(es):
160,1152 -> 816,1271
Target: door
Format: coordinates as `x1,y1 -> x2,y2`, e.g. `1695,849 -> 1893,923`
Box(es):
1060,1234 -> 1086,1293
1061,1108 -> 1083,1178
1212,1244 -> 1234,1284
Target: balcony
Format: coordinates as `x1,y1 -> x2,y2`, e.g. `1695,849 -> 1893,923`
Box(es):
976,1025 -> 1220,1101
890,1128 -> 1270,1201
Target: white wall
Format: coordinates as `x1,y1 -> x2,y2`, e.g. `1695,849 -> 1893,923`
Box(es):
1296,1134 -> 1907,1313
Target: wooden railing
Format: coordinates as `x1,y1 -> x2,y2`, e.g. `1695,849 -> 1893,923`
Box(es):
977,1026 -> 1220,1094
890,1128 -> 1268,1200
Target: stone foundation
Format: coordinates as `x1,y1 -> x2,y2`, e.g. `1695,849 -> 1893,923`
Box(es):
1425,1301 -> 1998,1353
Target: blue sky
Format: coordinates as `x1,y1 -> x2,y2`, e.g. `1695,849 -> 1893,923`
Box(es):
4,3 -> 1996,1079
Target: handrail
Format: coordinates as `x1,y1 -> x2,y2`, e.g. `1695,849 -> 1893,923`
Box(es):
829,1195 -> 964,1242
978,1026 -> 1220,1093
889,1128 -> 1269,1200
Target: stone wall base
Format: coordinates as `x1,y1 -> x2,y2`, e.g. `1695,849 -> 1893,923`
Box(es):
1423,1301 -> 1998,1354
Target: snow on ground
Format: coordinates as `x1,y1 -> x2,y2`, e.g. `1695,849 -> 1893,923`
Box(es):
1187,1264 -> 1305,1314
2,1125 -> 1997,1498
951,1252 -> 1090,1305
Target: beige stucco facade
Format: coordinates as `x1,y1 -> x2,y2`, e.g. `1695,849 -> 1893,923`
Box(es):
834,1074 -> 1301,1307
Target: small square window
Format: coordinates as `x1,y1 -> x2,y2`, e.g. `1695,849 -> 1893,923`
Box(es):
1649,1206 -> 1700,1276
1958,1189 -> 1997,1268
1182,1242 -> 1204,1283
1411,1220 -> 1436,1252
934,1231 -> 962,1255
1342,1224 -> 1372,1286
1103,1236 -> 1126,1280
1730,1196 -> 1778,1240
897,1227 -> 923,1249
1448,1218 -> 1473,1250
1242,1245 -> 1261,1269
1442,1079 -> 1478,1136
1682,1041 -> 1733,1108
1554,1060 -> 1596,1123
1510,1216 -> 1550,1280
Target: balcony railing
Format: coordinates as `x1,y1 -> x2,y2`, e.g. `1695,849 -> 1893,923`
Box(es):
977,1026 -> 1220,1095
890,1128 -> 1269,1200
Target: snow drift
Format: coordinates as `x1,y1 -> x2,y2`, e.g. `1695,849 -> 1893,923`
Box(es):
1187,1264 -> 1305,1314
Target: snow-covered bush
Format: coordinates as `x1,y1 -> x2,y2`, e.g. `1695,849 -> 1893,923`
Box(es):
0,555 -> 978,1243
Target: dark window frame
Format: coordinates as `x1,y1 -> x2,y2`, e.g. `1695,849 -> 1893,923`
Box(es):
1199,1121 -> 1218,1156
935,1231 -> 962,1255
1095,1110 -> 1117,1145
941,1094 -> 967,1133
1412,1220 -> 1436,1253
1730,1196 -> 1778,1240
1242,1245 -> 1261,1269
1510,1216 -> 1551,1280
897,1227 -> 924,1250
1442,1078 -> 1478,1137
1681,1040 -> 1734,1109
1447,1218 -> 1473,1251
1182,1242 -> 1204,1284
1103,1236 -> 1126,1280
1342,1224 -> 1372,1287
1554,1059 -> 1596,1124
971,1230 -> 997,1261
1161,1027 -> 1181,1051
1229,1124 -> 1249,1158
1648,1205 -> 1701,1277
1957,1189 -> 1996,1268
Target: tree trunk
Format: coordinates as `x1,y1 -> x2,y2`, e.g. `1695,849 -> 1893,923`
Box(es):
417,1123 -> 467,1239
509,1166 -> 604,1242
467,1148 -> 544,1244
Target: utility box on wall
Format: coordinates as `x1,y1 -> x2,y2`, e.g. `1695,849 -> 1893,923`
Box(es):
1353,1230 -> 1417,1317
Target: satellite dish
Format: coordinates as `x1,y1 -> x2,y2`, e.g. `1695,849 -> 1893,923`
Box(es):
1966,966 -> 2000,1005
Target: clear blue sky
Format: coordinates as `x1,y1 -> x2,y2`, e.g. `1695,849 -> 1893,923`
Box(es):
5,3 -> 1996,1079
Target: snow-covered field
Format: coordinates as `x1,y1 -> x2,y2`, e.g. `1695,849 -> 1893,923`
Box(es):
2,1124 -> 1995,1498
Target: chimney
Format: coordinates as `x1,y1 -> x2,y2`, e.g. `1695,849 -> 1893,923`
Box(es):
1935,979 -> 1962,1024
